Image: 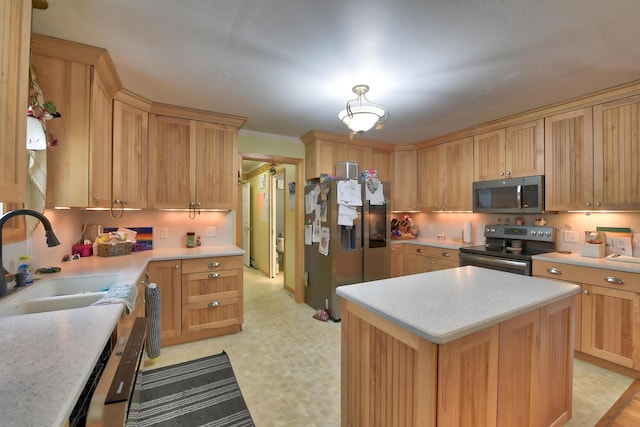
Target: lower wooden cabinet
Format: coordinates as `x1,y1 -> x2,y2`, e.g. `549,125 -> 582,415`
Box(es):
147,260 -> 182,345
390,244 -> 405,277
405,244 -> 459,275
533,260 -> 640,370
148,256 -> 244,347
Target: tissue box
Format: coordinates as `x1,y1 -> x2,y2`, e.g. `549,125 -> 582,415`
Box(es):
580,243 -> 605,258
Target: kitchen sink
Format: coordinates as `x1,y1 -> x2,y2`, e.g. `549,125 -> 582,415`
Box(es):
0,273 -> 125,317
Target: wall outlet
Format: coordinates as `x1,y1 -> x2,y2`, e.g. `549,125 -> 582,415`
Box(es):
160,227 -> 169,238
206,227 -> 217,237
563,230 -> 579,243
634,233 -> 640,246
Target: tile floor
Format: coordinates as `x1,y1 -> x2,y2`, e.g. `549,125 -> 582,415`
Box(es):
143,266 -> 633,427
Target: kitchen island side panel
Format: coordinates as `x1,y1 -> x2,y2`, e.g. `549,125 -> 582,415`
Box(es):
341,295 -> 575,427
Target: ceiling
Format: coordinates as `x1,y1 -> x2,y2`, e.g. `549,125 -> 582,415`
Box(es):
32,0 -> 640,145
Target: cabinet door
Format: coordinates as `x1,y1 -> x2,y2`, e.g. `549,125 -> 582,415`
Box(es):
371,148 -> 392,182
147,260 -> 182,344
544,108 -> 594,211
304,139 -> 345,179
418,145 -> 443,211
390,244 -> 405,277
32,54 -> 91,207
195,121 -> 238,210
148,115 -> 195,209
393,148 -> 418,211
474,129 -> 506,181
344,144 -> 371,174
0,0 -> 30,203
582,284 -> 640,369
443,137 -> 474,211
112,99 -> 148,209
88,69 -> 114,208
504,119 -> 544,178
594,96 -> 640,210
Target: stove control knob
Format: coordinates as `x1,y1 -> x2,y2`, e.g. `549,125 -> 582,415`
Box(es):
545,231 -> 551,237
490,228 -> 496,233
531,230 -> 539,236
485,227 -> 491,233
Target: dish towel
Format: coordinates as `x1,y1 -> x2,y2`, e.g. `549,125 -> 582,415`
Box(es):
91,283 -> 138,314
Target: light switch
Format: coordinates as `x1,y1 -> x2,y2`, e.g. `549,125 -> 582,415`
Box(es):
160,228 -> 169,238
206,227 -> 216,237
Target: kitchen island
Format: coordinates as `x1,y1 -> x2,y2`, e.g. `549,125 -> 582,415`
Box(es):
337,266 -> 580,427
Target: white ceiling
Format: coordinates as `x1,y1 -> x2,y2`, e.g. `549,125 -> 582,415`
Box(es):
32,0 -> 640,144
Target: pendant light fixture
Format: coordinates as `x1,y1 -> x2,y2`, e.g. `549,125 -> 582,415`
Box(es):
338,84 -> 389,136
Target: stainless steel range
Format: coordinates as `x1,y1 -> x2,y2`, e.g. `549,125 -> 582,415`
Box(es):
459,224 -> 556,275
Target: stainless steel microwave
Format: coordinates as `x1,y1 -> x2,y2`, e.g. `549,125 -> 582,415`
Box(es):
472,175 -> 545,214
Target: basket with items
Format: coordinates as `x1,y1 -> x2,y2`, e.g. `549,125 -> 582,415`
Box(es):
96,228 -> 137,257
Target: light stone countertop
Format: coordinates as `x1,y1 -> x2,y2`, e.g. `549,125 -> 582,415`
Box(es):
337,265 -> 579,344
391,237 -> 472,250
0,245 -> 243,427
533,251 -> 640,274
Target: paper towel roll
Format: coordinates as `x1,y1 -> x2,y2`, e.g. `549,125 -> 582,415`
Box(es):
463,221 -> 472,243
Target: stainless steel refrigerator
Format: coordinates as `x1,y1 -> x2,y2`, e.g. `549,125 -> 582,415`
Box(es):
304,179 -> 390,320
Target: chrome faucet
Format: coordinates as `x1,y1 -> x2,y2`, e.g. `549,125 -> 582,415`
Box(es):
0,209 -> 60,296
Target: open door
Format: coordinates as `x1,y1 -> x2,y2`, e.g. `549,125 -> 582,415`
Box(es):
242,182 -> 251,267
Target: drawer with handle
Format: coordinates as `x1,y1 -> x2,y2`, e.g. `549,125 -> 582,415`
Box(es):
533,260 -> 640,292
181,255 -> 243,274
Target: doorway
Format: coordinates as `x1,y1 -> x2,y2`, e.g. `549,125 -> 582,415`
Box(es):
238,153 -> 304,303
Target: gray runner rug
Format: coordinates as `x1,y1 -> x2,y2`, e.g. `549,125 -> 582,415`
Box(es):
127,351 -> 255,427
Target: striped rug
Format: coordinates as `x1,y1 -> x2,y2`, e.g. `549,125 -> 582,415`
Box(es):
127,351 -> 255,427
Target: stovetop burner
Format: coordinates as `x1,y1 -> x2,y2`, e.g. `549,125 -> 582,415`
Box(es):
460,224 -> 556,260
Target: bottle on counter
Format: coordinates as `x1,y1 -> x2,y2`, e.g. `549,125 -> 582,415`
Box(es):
17,255 -> 34,285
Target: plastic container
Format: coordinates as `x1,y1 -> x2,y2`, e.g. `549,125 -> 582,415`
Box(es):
17,255 -> 34,284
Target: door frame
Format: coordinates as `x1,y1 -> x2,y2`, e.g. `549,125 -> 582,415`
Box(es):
237,152 -> 305,303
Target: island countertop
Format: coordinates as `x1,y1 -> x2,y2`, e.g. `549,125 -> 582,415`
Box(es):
336,265 -> 580,344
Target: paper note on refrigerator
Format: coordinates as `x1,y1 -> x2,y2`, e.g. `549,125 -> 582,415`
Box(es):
319,227 -> 330,256
338,204 -> 358,226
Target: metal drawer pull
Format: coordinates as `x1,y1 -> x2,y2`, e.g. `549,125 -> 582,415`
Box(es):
547,268 -> 562,275
605,276 -> 624,285
208,262 -> 220,268
417,248 -> 423,253
208,301 -> 220,307
442,252 -> 450,257
208,273 -> 220,279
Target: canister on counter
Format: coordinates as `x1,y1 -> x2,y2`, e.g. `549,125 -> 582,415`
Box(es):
186,232 -> 196,248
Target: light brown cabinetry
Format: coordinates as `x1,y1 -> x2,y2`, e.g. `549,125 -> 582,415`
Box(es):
405,244 -> 459,275
534,260 -> 640,369
149,256 -> 244,347
593,95 -> 640,210
418,137 -> 473,211
390,244 -> 405,277
181,256 -> 243,340
544,108 -> 594,211
112,91 -> 150,209
474,119 -> 544,181
148,107 -> 244,210
341,294 -> 574,426
31,34 -> 122,208
0,0 -> 30,203
147,260 -> 182,345
392,146 -> 418,211
301,130 -> 393,180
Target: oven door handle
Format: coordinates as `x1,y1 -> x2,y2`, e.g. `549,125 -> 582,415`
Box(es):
460,253 -> 529,269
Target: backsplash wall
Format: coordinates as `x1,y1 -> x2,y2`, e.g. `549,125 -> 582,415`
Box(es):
21,209 -> 234,271
405,211 -> 640,256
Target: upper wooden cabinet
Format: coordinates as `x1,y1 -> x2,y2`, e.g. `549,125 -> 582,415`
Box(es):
112,91 -> 151,209
31,34 -> 122,208
474,119 -> 544,181
0,0 -> 30,203
593,95 -> 640,210
544,108 -> 594,211
148,104 -> 245,210
392,146 -> 418,212
301,130 -> 393,180
418,138 -> 473,211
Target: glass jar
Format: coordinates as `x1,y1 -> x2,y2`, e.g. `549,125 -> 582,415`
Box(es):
186,232 -> 196,248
